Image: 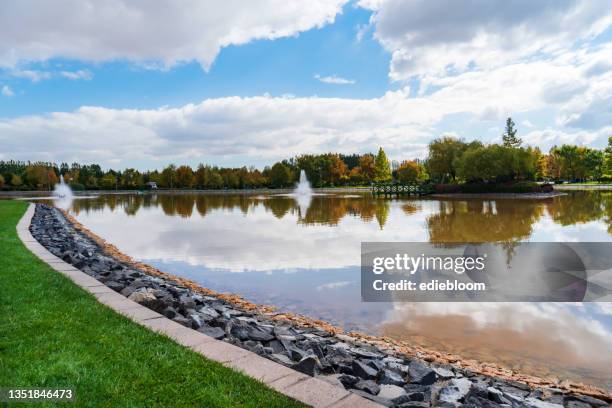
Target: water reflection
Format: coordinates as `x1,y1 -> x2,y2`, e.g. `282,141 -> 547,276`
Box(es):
62,191 -> 612,390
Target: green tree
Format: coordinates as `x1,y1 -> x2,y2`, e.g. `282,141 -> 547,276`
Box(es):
555,145 -> 580,180
269,162 -> 292,188
455,145 -> 508,182
426,137 -> 470,183
502,117 -> 522,147
0,174 -> 4,189
374,147 -> 392,182
604,136 -> 612,178
100,172 -> 117,189
584,148 -> 604,181
121,168 -> 142,188
161,164 -> 177,188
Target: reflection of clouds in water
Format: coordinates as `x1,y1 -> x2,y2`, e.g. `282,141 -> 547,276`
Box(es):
381,302 -> 612,377
316,280 -> 352,291
73,202 -> 431,271
531,217 -> 610,242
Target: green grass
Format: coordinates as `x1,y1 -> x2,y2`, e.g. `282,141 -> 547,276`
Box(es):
0,201 -> 304,408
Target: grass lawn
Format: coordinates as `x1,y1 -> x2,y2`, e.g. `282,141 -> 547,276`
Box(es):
0,200 -> 304,407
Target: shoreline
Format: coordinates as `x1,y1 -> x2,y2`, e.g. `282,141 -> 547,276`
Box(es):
30,203 -> 612,403
428,192 -> 565,200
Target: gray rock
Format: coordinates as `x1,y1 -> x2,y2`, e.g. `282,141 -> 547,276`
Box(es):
464,395 -> 503,408
293,355 -> 321,376
565,395 -> 608,407
162,306 -> 178,319
378,368 -> 405,386
288,347 -> 309,362
197,305 -> 220,320
268,353 -> 293,366
106,281 -> 124,292
128,288 -> 156,303
488,387 -> 511,405
378,384 -> 406,400
433,366 -> 455,379
438,378 -> 472,403
338,374 -> 359,389
246,324 -> 275,342
353,379 -> 380,395
172,315 -> 191,327
395,402 -> 429,408
350,347 -> 382,359
523,397 -> 562,408
408,361 -> 437,385
352,360 -> 378,379
266,339 -> 286,354
198,325 -> 225,340
189,314 -> 204,329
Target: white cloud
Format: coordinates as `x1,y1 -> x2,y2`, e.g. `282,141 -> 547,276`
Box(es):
1,43 -> 610,168
314,74 -> 356,85
59,70 -> 93,81
522,120 -> 535,128
10,69 -> 53,82
1,85 -> 14,96
0,0 -> 347,69
8,69 -> 93,82
359,0 -> 612,80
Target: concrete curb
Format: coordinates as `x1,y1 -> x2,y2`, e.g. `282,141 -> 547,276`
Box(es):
17,204 -> 380,408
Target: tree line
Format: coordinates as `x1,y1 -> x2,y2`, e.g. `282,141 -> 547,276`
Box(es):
1,118 -> 611,191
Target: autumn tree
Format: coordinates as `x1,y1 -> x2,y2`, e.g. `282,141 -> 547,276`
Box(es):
358,154 -> 376,182
175,165 -> 195,188
396,160 -> 421,183
328,154 -> 348,185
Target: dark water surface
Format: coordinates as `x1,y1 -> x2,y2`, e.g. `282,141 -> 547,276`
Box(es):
23,191 -> 612,390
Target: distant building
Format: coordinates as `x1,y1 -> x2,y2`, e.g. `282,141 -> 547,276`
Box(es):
145,181 -> 158,189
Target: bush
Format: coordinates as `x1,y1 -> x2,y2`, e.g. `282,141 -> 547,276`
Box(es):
434,182 -> 549,194
69,182 -> 85,191
434,184 -> 461,193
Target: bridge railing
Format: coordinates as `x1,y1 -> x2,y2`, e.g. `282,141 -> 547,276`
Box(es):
371,182 -> 433,196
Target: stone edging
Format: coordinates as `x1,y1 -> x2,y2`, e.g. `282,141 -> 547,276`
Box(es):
16,203 -> 380,408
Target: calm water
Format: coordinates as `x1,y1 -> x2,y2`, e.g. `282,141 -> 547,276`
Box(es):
34,191 -> 612,389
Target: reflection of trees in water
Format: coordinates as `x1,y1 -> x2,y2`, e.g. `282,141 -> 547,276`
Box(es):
426,199 -> 546,243
264,198 -> 294,219
298,196 -> 389,227
375,199 -> 390,230
546,191 -> 610,226
69,192 -> 612,239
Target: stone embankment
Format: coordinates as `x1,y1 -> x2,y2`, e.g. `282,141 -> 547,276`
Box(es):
30,204 -> 611,408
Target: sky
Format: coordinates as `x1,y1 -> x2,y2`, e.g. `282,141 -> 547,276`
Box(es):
0,0 -> 611,170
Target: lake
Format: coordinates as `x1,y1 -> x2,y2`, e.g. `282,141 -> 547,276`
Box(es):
32,191 -> 612,390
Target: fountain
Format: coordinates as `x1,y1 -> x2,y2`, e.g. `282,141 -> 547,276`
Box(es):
53,175 -> 74,209
293,170 -> 313,216
294,170 -> 313,196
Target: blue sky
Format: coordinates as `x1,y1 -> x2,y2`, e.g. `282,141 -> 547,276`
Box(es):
0,0 -> 611,170
1,5 -> 393,116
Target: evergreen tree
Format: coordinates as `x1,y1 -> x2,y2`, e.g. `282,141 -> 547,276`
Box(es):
374,147 -> 392,182
604,136 -> 612,178
502,117 -> 522,147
